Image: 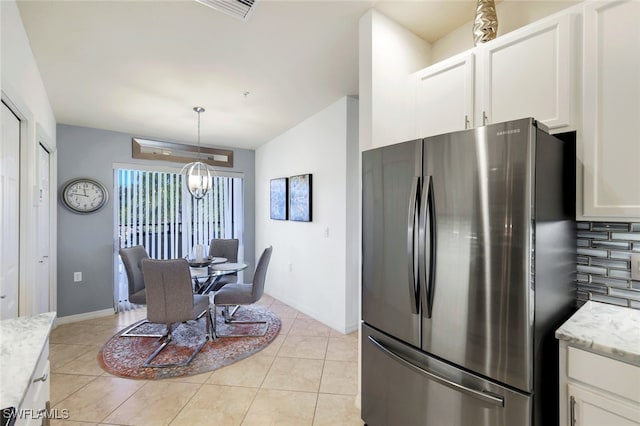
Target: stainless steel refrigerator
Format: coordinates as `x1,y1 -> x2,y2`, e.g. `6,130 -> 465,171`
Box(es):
361,118 -> 576,426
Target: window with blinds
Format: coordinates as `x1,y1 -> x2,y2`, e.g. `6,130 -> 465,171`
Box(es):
115,167 -> 243,308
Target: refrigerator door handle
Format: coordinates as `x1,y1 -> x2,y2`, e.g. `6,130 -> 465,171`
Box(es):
368,335 -> 505,408
407,176 -> 420,314
418,175 -> 436,318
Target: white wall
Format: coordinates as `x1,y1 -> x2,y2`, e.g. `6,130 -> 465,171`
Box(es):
1,0 -> 57,316
359,9 -> 431,151
255,96 -> 359,333
431,0 -> 580,63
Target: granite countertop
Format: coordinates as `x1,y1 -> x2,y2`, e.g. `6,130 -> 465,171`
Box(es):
555,301 -> 640,366
0,312 -> 56,410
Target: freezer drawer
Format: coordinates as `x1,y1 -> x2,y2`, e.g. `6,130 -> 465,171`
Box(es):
362,324 -> 531,426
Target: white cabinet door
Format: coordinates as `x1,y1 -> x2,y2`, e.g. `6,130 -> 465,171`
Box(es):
569,383 -> 640,426
478,13 -> 574,130
582,0 -> 640,218
415,52 -> 475,138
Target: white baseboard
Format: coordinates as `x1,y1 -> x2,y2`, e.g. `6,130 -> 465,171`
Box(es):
55,308 -> 115,326
265,291 -> 358,335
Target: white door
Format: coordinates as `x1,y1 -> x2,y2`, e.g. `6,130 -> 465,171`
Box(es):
1,102 -> 21,319
37,144 -> 51,314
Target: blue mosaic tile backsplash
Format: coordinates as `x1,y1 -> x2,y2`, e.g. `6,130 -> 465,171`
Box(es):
576,222 -> 640,309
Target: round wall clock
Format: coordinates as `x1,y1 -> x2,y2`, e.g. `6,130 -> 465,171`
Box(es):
61,178 -> 109,214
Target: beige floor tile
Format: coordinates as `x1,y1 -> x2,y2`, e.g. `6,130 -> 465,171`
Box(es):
278,317 -> 295,335
325,336 -> 358,362
277,335 -> 328,359
51,324 -> 119,346
163,370 -> 212,385
80,309 -> 146,328
313,394 -> 363,426
330,329 -> 359,338
103,381 -> 200,426
258,335 -> 285,357
170,384 -> 257,426
53,376 -> 145,422
262,357 -> 323,392
55,346 -> 105,376
268,303 -> 299,319
242,389 -> 317,426
50,373 -> 96,406
50,344 -> 96,371
208,354 -> 274,388
288,318 -> 331,337
50,420 -> 97,426
319,360 -> 358,395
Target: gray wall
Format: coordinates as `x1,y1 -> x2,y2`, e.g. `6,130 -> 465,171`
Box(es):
57,124 -> 255,317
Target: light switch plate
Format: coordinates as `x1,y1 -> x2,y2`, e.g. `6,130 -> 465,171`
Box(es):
632,254 -> 640,281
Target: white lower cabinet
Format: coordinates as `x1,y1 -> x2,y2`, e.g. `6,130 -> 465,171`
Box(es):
560,343 -> 640,426
569,383 -> 640,426
17,342 -> 50,426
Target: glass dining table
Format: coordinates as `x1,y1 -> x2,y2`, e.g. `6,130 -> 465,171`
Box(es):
188,257 -> 249,294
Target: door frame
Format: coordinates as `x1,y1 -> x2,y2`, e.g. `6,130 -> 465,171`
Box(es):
37,124 -> 57,313
2,86 -> 56,316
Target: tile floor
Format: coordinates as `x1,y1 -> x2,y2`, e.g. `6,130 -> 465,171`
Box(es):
48,295 -> 363,426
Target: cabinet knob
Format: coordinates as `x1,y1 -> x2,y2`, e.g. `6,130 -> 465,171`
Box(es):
464,115 -> 470,129
483,111 -> 489,126
0,295 -> 6,299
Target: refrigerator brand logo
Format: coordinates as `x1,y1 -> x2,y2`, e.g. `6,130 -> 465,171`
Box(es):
497,129 -> 521,136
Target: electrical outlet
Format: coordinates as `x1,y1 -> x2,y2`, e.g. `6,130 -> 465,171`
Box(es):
631,254 -> 640,281
74,272 -> 82,282
288,263 -> 293,272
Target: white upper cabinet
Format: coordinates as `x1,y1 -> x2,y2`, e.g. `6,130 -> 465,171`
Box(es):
477,13 -> 575,131
581,0 -> 640,219
413,10 -> 577,139
415,52 -> 475,138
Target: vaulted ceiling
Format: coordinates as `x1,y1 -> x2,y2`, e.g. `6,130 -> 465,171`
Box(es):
18,0 -> 479,149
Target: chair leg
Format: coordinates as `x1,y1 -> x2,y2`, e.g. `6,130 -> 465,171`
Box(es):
142,321 -> 209,368
120,319 -> 164,338
205,306 -> 213,340
211,304 -> 218,339
215,304 -> 268,338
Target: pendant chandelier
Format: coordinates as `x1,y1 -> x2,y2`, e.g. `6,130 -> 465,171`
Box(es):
181,106 -> 214,199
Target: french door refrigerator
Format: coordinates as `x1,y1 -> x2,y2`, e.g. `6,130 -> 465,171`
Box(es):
361,118 -> 575,426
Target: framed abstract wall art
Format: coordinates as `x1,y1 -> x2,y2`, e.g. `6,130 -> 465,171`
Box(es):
289,174 -> 312,222
270,177 -> 288,220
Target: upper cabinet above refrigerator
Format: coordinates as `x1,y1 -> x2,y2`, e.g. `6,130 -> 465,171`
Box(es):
414,11 -> 579,139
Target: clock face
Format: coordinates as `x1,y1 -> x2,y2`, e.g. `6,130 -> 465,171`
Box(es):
61,178 -> 109,213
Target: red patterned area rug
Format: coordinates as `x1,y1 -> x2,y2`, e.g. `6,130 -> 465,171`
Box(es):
98,305 -> 280,380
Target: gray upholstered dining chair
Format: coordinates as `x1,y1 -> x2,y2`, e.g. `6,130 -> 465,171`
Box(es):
208,238 -> 239,291
119,245 -> 163,338
141,258 -> 212,367
212,246 -> 272,338
119,245 -> 148,305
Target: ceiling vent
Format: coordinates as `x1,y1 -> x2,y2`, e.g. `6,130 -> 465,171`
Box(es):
194,0 -> 258,21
